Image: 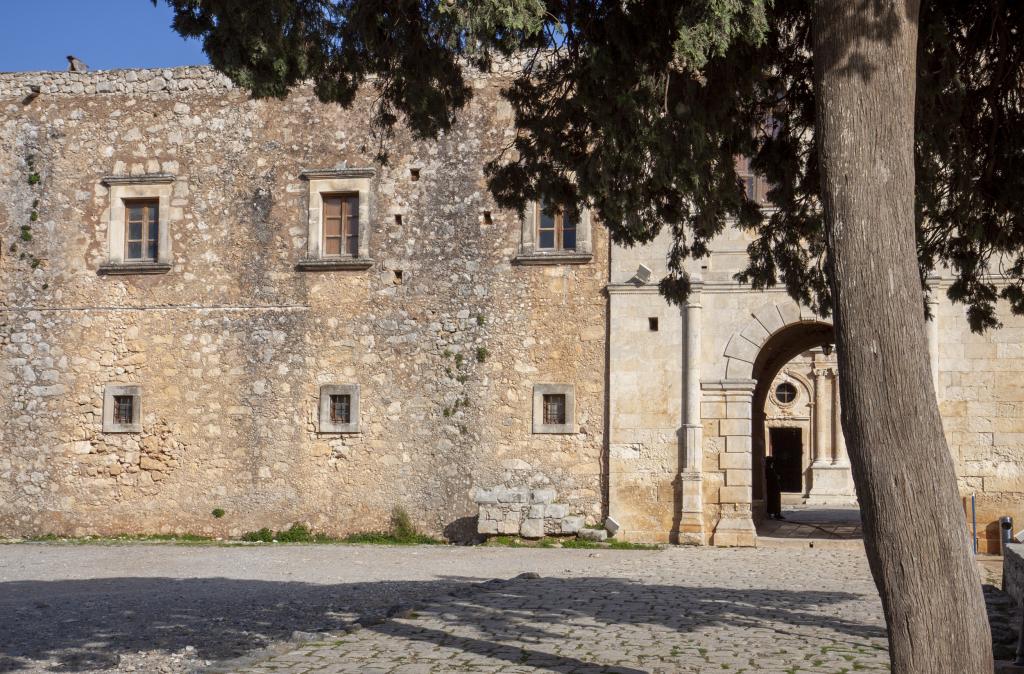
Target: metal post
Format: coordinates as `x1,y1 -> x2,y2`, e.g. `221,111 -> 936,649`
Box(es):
971,494 -> 977,555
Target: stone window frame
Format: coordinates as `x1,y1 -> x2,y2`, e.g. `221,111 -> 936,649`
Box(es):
98,175 -> 175,275
514,201 -> 593,265
297,168 -> 375,271
532,383 -> 576,434
102,384 -> 142,433
318,384 -> 360,433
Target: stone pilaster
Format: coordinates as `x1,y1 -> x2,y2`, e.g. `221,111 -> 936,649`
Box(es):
710,379 -> 757,547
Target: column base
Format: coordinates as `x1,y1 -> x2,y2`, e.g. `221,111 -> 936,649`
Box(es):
679,472 -> 706,545
712,513 -> 757,547
806,463 -> 856,505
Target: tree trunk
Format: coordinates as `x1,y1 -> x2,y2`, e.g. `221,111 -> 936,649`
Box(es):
813,1 -> 993,672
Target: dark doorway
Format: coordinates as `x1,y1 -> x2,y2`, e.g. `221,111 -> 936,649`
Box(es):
769,428 -> 803,493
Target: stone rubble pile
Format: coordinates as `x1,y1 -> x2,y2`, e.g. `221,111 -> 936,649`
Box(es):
473,486 -> 584,538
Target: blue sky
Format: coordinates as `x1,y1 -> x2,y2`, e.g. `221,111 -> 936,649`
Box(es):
0,1 -> 208,72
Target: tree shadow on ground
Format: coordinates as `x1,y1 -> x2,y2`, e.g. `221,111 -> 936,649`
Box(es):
0,574 -> 886,672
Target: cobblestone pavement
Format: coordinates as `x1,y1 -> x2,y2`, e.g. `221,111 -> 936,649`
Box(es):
226,547 -> 889,674
0,544 -> 888,674
757,506 -> 864,543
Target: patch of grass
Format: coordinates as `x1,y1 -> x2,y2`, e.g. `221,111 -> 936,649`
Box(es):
608,539 -> 660,550
17,533 -> 214,545
240,523 -> 337,544
475,346 -> 489,363
24,533 -> 62,542
211,508 -> 225,518
341,531 -> 439,545
342,507 -> 443,545
274,523 -> 318,543
241,527 -> 274,542
476,314 -> 486,326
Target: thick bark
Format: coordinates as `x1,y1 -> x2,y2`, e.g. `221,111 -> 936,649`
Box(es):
813,1 -> 993,672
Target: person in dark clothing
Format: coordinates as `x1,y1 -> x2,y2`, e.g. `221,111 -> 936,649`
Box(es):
765,455 -> 785,520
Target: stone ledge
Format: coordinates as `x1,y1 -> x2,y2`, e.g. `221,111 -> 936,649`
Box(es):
98,262 -> 172,276
101,173 -> 175,186
513,252 -> 593,266
300,168 -> 376,180
295,258 -> 375,272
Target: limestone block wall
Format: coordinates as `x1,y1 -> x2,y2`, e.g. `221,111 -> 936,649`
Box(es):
607,287 -> 683,542
937,294 -> 1024,554
0,66 -> 608,540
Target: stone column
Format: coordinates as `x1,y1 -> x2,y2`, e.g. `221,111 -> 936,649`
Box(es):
812,365 -> 831,465
679,284 -> 705,543
809,364 -> 855,503
832,374 -> 849,466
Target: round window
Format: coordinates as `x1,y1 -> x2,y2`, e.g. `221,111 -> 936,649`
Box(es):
775,382 -> 798,404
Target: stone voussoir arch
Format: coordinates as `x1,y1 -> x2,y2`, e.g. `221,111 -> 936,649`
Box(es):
722,301 -> 833,380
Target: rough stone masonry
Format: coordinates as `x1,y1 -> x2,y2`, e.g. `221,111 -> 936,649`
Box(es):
2,65 -> 1024,547
0,66 -> 607,540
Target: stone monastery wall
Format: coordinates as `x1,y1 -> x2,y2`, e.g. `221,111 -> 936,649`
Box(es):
0,66 -> 608,539
3,66 -> 1024,549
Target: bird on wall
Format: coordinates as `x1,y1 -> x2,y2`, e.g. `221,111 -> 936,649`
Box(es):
66,55 -> 88,72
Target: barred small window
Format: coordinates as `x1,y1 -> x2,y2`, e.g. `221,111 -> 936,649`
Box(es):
542,394 -> 566,425
113,395 -> 134,425
329,394 -> 351,425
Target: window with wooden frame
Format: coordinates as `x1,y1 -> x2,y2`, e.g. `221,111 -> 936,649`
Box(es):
322,193 -> 360,257
123,199 -> 159,262
536,201 -> 577,251
514,199 -> 591,265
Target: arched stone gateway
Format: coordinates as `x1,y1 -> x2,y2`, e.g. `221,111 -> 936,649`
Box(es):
708,302 -> 836,546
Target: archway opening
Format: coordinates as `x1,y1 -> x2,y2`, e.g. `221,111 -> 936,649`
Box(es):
749,321 -> 861,540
